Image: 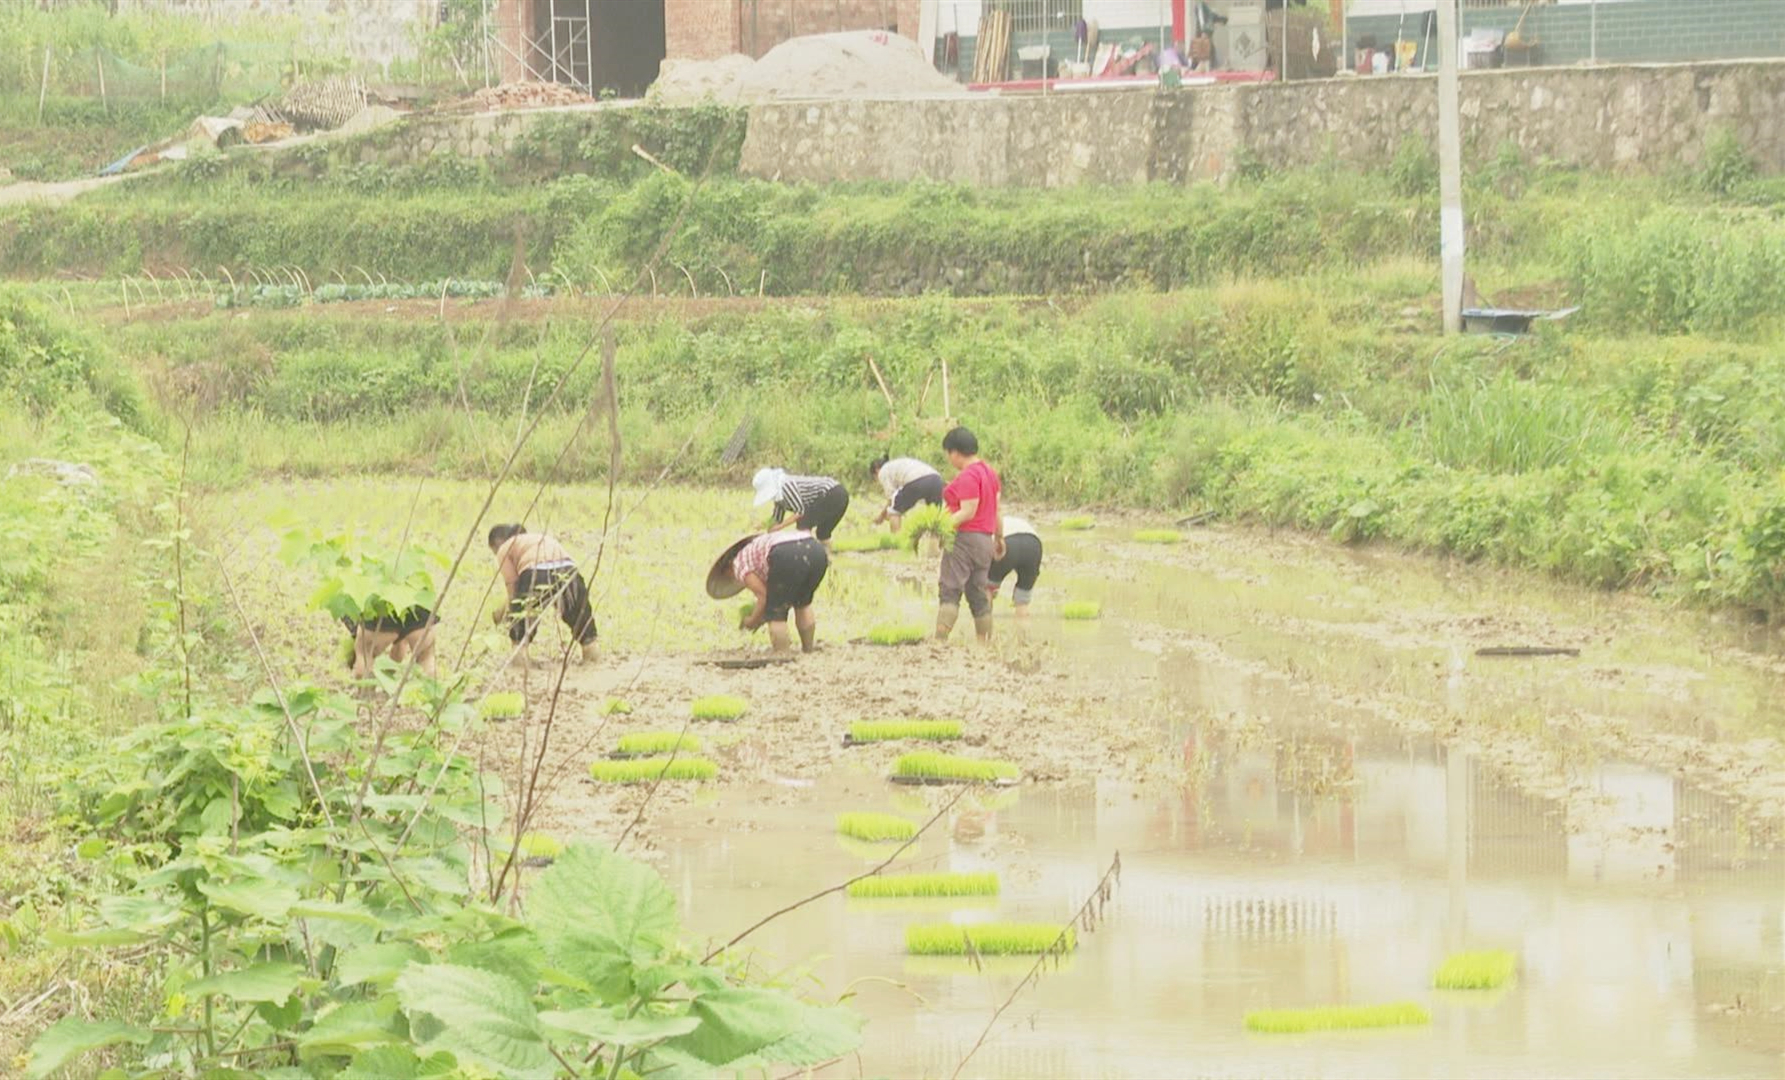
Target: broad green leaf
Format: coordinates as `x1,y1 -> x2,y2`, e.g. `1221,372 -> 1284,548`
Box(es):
288,898 -> 385,927
664,988 -> 863,1068
539,1008 -> 700,1046
296,998 -> 405,1058
446,933 -> 544,987
198,879 -> 299,921
26,1017 -> 152,1079
530,844 -> 678,997
186,961 -> 304,1003
335,942 -> 427,988
340,1046 -> 456,1079
395,963 -> 553,1079
45,927 -> 148,948
97,895 -> 183,933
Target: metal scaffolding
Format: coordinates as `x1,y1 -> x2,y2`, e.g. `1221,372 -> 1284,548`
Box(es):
481,0 -> 594,92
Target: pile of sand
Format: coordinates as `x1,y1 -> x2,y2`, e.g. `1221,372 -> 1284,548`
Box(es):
652,31 -> 965,104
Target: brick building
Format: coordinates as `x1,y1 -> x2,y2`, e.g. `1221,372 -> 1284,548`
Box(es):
489,0 -> 921,97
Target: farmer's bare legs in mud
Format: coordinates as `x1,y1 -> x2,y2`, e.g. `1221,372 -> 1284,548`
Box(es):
794,605 -> 817,652
767,620 -> 794,652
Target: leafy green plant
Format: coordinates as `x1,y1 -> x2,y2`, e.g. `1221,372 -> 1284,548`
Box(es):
899,504 -> 957,553
847,872 -> 999,898
1699,127 -> 1756,197
690,695 -> 748,721
617,731 -> 703,755
1058,515 -> 1096,530
892,753 -> 1019,783
1433,950 -> 1516,989
848,719 -> 962,743
480,691 -> 526,719
280,529 -> 443,628
1133,529 -> 1182,545
589,756 -> 719,783
1061,601 -> 1102,620
1244,1002 -> 1431,1033
836,812 -> 917,842
905,923 -> 1074,956
866,623 -> 928,646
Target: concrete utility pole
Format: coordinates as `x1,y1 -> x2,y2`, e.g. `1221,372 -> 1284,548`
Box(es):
1437,0 -> 1465,334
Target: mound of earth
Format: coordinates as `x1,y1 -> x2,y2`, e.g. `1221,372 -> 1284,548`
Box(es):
652,31 -> 965,104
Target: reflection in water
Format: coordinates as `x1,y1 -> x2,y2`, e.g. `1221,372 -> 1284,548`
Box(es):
656,718 -> 1785,1078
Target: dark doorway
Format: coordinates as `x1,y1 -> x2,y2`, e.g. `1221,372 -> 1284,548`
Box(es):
590,0 -> 668,99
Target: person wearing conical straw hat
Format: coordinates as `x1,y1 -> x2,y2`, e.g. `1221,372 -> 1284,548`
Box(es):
751,467 -> 850,546
706,529 -> 829,653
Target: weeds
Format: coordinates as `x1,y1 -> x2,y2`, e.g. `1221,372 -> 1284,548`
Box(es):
589,756 -> 719,783
1433,950 -> 1517,989
1061,601 -> 1102,620
848,719 -> 963,743
905,923 -> 1076,956
690,694 -> 748,721
616,731 -> 703,755
1244,1002 -> 1431,1033
847,872 -> 1000,898
836,812 -> 918,842
892,753 -> 1020,783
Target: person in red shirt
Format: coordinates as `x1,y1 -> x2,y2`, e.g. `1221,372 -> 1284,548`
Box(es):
936,425 -> 1004,642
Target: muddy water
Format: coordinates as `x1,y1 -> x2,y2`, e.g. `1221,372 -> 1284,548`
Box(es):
653,527 -> 1785,1078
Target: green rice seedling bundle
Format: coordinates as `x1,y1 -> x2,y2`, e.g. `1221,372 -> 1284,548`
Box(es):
1059,515 -> 1096,531
588,757 -> 718,784
900,505 -> 957,553
905,923 -> 1075,956
892,752 -> 1019,783
866,623 -> 928,646
616,731 -> 702,755
1061,601 -> 1102,620
515,832 -> 563,860
1244,1002 -> 1431,1034
1134,529 -> 1183,545
847,872 -> 999,899
848,719 -> 963,743
836,812 -> 918,842
737,600 -> 756,622
690,695 -> 748,721
601,697 -> 632,715
1433,950 -> 1517,990
480,691 -> 525,719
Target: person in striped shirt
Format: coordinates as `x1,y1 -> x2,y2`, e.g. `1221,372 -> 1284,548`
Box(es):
752,467 -> 851,543
712,529 -> 830,653
868,455 -> 944,533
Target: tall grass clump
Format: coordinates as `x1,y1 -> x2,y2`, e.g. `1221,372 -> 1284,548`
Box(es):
588,757 -> 718,783
846,872 -> 999,898
690,695 -> 747,721
1433,950 -> 1517,989
615,731 -> 702,755
892,752 -> 1019,783
848,719 -> 963,743
836,812 -> 917,842
1420,370 -> 1614,474
1562,206 -> 1785,335
905,923 -> 1074,956
1245,1002 -> 1430,1033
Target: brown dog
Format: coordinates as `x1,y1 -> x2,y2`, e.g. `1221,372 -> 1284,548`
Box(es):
341,610 -> 437,679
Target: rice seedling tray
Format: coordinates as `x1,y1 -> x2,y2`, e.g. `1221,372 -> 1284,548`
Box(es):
890,774 -> 1020,787
1244,1002 -> 1430,1034
905,922 -> 1075,956
1433,950 -> 1517,989
843,719 -> 963,746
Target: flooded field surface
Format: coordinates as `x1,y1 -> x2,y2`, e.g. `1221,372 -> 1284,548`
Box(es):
204,480 -> 1785,1078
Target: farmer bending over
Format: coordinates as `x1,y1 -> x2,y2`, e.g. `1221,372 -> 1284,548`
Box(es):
733,530 -> 829,652
487,524 -> 597,663
986,515 -> 1041,617
936,426 -> 1002,643
752,467 -> 850,544
869,455 -> 943,534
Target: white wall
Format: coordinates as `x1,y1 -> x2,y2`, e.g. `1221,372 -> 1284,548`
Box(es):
930,0 -> 1175,37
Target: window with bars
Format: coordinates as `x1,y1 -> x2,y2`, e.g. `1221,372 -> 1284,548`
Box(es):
988,0 -> 1085,34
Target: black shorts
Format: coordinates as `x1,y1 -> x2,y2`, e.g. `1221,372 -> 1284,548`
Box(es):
342,607 -> 436,637
510,565 -> 596,646
891,473 -> 944,515
796,483 -> 850,541
989,534 -> 1043,598
764,537 -> 829,621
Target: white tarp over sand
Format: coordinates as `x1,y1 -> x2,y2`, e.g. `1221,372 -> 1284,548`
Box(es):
653,31 -> 965,104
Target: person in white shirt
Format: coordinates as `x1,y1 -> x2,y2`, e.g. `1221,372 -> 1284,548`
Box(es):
868,455 -> 944,533
986,515 -> 1042,616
